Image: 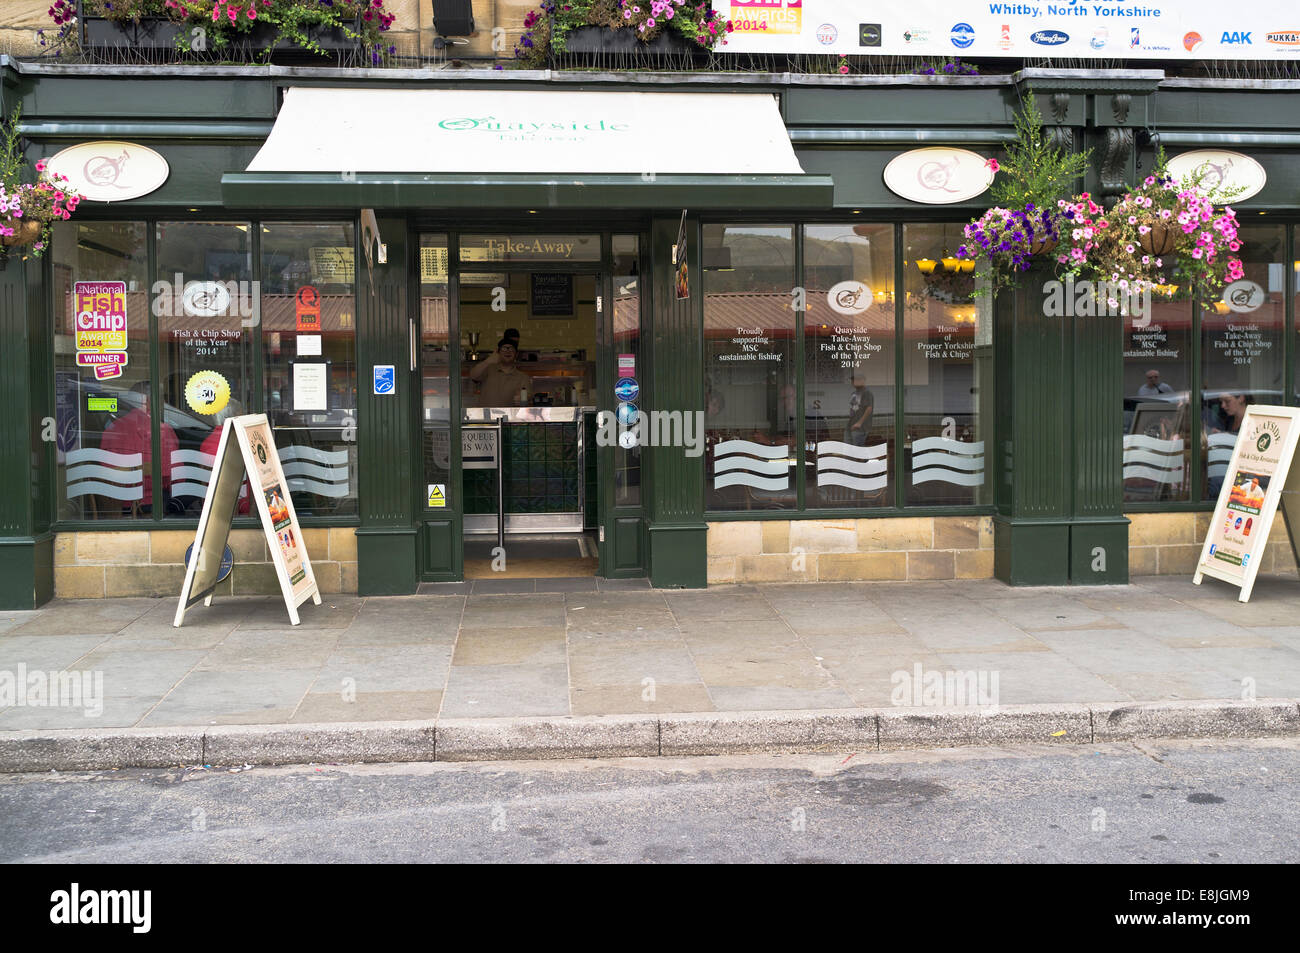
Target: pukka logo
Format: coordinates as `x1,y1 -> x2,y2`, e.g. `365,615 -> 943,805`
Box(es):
1266,30 -> 1300,45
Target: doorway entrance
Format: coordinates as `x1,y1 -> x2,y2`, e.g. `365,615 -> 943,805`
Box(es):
415,231 -> 644,582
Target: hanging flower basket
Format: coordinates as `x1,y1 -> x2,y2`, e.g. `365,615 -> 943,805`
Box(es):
1,220 -> 44,247
1136,221 -> 1179,257
1029,236 -> 1059,256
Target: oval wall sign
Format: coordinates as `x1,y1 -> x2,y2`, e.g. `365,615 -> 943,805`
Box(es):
45,141 -> 170,203
1167,150 -> 1266,203
884,148 -> 994,205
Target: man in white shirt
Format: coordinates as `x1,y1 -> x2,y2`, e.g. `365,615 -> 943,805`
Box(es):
1137,369 -> 1174,397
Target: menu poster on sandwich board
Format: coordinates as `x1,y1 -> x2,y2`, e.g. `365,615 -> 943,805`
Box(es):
1194,405 -> 1300,602
174,414 -> 321,626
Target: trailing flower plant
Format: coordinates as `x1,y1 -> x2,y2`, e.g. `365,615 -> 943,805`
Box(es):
0,107 -> 81,259
46,0 -> 398,61
958,97 -> 1092,295
515,0 -> 734,66
1055,153 -> 1244,305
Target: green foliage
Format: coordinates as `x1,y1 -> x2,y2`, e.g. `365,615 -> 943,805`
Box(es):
990,97 -> 1092,210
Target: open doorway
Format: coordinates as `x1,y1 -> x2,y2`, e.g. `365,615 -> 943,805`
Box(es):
459,265 -> 601,579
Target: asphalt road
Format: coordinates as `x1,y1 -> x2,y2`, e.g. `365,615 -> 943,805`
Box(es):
1,739 -> 1297,864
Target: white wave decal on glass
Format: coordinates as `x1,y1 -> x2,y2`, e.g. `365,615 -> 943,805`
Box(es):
815,440 -> 888,460
1122,435 -> 1184,485
817,472 -> 888,492
910,437 -> 985,487
1207,432 -> 1236,481
714,473 -> 790,492
287,477 -> 351,498
280,445 -> 350,497
713,441 -> 790,491
66,448 -> 144,500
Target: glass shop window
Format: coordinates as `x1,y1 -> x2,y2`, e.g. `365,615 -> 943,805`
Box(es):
261,223 -> 359,517
1200,224 -> 1285,500
803,223 -> 895,509
903,224 -> 991,507
703,224 -> 797,511
51,221 -> 153,521
155,221 -> 256,518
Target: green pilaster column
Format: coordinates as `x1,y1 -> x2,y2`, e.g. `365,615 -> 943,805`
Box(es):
0,253 -> 54,608
993,268 -> 1128,585
355,216 -> 418,595
645,214 -> 706,588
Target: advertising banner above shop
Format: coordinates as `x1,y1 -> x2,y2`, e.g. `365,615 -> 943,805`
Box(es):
719,1 -> 1300,60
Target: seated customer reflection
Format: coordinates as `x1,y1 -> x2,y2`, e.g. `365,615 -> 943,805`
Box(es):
470,338 -> 532,407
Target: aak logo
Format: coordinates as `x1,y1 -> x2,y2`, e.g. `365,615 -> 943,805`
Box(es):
1221,31 -> 1253,45
859,23 -> 881,47
950,22 -> 975,49
1031,30 -> 1069,46
1266,31 -> 1300,45
1183,32 -> 1203,53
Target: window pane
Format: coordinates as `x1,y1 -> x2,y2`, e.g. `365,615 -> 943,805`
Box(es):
421,234 -> 452,510
261,223 -> 358,517
704,224 -> 796,511
1200,224 -> 1285,500
903,224 -> 990,506
613,234 -> 641,507
1123,289 -> 1192,503
52,222 -> 152,521
156,222 -> 255,518
804,223 -> 894,509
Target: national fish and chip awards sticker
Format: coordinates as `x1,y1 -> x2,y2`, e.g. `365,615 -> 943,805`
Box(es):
185,370 -> 231,416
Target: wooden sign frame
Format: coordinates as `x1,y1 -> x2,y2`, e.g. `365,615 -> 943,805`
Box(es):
1193,405 -> 1300,602
174,414 -> 322,626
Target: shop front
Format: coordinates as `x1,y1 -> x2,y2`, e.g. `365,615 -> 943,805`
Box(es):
1,60 -> 1298,608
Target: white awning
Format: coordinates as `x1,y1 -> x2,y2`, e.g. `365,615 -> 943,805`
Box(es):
246,87 -> 807,175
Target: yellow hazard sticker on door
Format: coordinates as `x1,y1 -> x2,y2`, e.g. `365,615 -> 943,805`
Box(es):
427,484 -> 446,508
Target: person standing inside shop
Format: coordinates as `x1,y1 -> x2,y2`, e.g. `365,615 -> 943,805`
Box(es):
471,338 -> 532,406
845,371 -> 874,447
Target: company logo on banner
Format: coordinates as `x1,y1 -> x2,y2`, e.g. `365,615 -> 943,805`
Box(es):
1167,150 -> 1267,202
883,148 -> 994,205
74,281 -> 129,380
46,141 -> 169,203
722,1 -> 1300,59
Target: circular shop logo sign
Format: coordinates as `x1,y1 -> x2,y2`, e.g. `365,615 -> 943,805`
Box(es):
185,370 -> 231,416
817,23 -> 838,45
614,378 -> 640,402
618,430 -> 639,449
182,281 -> 232,318
616,402 -> 639,426
1167,150 -> 1267,203
950,23 -> 975,49
1223,279 -> 1265,313
45,140 -> 170,203
884,148 -> 995,205
1257,432 -> 1273,452
827,280 -> 872,316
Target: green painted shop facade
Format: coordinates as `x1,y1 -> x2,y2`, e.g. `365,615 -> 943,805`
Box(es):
2,59 -> 1298,608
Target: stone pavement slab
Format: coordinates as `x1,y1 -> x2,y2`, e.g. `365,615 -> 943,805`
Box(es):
0,576 -> 1297,756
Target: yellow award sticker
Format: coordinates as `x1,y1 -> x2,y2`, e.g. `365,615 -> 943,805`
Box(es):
185,370 -> 231,416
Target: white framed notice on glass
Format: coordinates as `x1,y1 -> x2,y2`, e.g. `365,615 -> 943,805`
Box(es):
1194,405 -> 1300,602
174,414 -> 321,626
